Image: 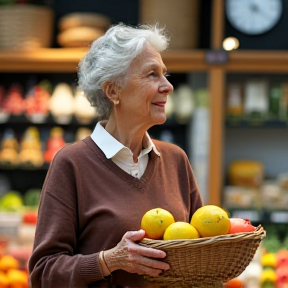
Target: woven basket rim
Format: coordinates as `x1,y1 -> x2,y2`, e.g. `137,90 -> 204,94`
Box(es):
140,225 -> 266,285
140,225 -> 266,248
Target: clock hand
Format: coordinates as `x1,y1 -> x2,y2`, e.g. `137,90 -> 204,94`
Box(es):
250,3 -> 259,13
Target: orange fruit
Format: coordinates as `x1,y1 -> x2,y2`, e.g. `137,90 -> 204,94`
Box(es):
7,269 -> 28,288
0,271 -> 9,288
190,205 -> 230,237
163,222 -> 200,240
141,208 -> 175,239
0,255 -> 19,272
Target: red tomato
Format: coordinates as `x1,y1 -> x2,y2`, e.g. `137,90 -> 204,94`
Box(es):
23,212 -> 38,224
224,278 -> 244,288
228,218 -> 256,234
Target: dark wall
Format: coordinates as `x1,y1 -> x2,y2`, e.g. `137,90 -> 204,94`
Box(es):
50,0 -> 211,49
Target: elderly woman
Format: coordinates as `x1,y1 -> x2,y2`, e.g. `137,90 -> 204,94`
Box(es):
28,24 -> 203,288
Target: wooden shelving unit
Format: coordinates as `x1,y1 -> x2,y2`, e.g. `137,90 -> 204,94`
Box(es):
1,0 -> 287,205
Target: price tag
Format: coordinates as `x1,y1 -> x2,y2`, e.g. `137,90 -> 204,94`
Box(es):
270,211 -> 288,223
205,50 -> 228,64
231,210 -> 260,222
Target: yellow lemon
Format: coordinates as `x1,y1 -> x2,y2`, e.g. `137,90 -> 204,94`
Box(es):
163,221 -> 200,240
190,205 -> 230,237
141,208 -> 175,239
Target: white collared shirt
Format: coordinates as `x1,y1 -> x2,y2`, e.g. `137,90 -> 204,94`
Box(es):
90,121 -> 160,179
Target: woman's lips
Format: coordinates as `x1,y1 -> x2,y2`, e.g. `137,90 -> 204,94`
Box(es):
153,102 -> 166,107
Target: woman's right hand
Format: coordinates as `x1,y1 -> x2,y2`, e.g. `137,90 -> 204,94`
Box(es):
103,229 -> 170,277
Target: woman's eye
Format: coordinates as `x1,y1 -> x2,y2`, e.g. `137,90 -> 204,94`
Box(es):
149,72 -> 158,77
164,73 -> 170,78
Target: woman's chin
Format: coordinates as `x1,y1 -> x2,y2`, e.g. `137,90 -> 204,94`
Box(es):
153,116 -> 167,125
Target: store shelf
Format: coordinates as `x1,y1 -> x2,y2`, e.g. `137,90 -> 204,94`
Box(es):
0,48 -> 208,73
225,119 -> 288,128
2,48 -> 288,73
227,50 -> 288,72
0,48 -> 88,72
228,208 -> 288,224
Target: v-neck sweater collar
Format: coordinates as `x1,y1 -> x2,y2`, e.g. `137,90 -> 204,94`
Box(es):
84,136 -> 158,192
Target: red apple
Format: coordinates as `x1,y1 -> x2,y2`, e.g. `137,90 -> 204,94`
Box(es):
228,218 -> 256,234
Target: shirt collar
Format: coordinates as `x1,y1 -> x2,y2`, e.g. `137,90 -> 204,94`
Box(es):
90,120 -> 160,159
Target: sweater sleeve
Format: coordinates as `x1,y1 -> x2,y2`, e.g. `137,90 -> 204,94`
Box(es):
28,148 -> 104,288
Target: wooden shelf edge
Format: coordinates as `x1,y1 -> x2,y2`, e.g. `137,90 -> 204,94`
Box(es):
0,48 -> 88,72
0,48 -> 209,73
2,48 -> 288,73
227,50 -> 288,72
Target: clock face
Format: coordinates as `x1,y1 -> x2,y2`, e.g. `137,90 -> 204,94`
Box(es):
226,0 -> 283,35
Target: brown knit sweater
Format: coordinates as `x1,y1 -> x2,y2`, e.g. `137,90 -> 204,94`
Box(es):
28,136 -> 203,288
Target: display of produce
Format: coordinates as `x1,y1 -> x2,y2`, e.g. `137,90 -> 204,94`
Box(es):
3,84 -> 24,116
74,89 -> 97,124
43,127 -> 66,163
0,129 -> 19,167
0,86 -> 9,123
18,127 -> 44,168
228,160 -> 264,188
24,82 -> 50,123
173,84 -> 195,124
23,189 -> 40,209
50,83 -> 75,124
0,192 -> 23,213
226,79 -> 288,125
75,127 -> 92,141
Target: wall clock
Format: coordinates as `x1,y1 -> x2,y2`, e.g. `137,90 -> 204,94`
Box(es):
226,0 -> 283,35
225,0 -> 288,49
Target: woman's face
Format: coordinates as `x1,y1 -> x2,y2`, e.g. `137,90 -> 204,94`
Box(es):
118,43 -> 174,128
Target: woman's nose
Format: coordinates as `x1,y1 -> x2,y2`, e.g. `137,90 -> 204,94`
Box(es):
160,77 -> 174,94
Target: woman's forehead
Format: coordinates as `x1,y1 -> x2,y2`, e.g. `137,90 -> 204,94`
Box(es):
130,44 -> 165,71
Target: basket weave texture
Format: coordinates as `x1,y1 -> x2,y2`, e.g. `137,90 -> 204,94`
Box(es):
139,225 -> 266,288
0,5 -> 53,49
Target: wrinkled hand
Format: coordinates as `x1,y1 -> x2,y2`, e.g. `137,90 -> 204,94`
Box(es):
103,229 -> 170,277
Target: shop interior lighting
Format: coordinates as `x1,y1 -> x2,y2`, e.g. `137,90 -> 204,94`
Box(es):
222,37 -> 240,51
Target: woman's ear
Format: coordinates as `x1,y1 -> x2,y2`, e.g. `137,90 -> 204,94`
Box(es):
102,81 -> 119,103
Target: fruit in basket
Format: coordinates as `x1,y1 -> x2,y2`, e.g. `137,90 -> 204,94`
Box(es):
141,208 -> 175,239
0,255 -> 19,272
163,221 -> 200,240
223,278 -> 244,288
228,218 -> 256,234
190,205 -> 230,237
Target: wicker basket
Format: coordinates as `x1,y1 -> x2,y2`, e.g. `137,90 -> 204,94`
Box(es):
139,225 -> 266,288
0,5 -> 54,50
140,0 -> 200,49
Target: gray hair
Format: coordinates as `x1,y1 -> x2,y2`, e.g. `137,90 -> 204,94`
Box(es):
77,23 -> 169,119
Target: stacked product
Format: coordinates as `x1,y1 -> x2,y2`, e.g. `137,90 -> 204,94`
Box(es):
57,12 -> 110,48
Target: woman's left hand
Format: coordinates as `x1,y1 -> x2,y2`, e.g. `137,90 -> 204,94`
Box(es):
103,229 -> 170,277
